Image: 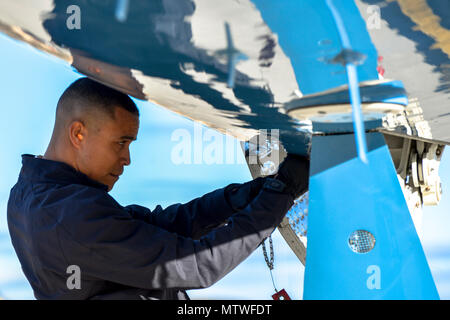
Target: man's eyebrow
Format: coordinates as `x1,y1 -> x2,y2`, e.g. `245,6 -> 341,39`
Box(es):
119,135 -> 137,141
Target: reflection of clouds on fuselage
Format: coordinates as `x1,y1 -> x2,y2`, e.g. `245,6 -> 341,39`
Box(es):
41,0 -> 308,154
2,0 -> 450,149
357,0 -> 450,141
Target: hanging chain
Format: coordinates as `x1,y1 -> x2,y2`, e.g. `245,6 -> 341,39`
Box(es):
262,235 -> 277,292
262,235 -> 274,270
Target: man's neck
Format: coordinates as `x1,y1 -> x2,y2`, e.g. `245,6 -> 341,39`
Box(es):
43,145 -> 77,171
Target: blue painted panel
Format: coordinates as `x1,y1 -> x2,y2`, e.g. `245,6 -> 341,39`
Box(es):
304,132 -> 439,299
251,0 -> 379,95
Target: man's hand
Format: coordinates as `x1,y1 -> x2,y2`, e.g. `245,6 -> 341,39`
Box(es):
275,153 -> 310,199
225,153 -> 309,210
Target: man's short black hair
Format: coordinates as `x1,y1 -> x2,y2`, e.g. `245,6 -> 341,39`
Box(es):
56,77 -> 139,126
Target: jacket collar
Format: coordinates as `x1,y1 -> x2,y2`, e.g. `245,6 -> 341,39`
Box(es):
19,154 -> 109,191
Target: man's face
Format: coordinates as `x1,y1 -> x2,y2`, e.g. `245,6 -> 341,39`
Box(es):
77,107 -> 139,191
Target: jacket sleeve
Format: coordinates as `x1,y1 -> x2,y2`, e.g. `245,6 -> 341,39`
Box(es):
57,180 -> 294,291
124,186 -> 235,239
125,177 -> 267,239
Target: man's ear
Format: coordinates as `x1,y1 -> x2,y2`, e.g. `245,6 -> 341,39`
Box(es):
68,120 -> 86,149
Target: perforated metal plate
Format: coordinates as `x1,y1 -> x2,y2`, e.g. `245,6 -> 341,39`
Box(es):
285,193 -> 308,238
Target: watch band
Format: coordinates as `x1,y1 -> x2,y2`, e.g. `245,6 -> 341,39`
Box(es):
263,178 -> 287,193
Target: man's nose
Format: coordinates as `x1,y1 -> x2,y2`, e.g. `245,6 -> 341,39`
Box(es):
121,147 -> 131,166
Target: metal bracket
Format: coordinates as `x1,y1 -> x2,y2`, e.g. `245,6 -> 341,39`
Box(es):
384,134 -> 444,237
241,135 -> 307,266
386,136 -> 444,207
419,143 -> 443,206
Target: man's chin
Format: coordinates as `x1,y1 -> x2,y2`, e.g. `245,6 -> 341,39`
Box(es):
106,174 -> 120,191
106,180 -> 116,192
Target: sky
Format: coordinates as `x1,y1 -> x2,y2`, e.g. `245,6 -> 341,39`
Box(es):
0,32 -> 449,300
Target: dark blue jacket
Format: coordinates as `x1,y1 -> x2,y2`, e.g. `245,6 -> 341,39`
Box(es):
7,154 -> 294,300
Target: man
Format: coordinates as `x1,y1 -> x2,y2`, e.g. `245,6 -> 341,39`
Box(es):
7,77 -> 309,300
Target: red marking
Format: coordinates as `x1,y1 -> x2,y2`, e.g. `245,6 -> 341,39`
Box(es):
272,289 -> 291,300
377,56 -> 385,77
